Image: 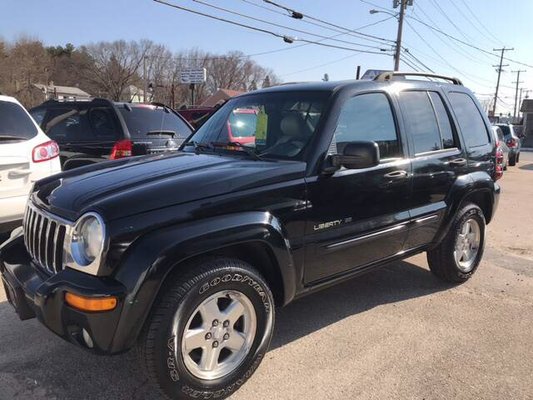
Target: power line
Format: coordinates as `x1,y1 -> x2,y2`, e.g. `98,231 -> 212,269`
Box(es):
402,48 -> 435,73
456,0 -> 504,45
427,0 -> 477,44
240,0 -> 393,46
154,0 -> 392,55
261,0 -> 395,44
191,0 -> 387,50
448,0 -> 498,46
248,16 -> 396,56
412,7 -> 490,65
407,14 -> 533,69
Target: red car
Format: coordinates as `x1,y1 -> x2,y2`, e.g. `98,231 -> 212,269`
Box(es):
226,108 -> 258,145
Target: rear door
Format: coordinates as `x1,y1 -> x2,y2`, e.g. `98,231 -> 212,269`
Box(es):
117,104 -> 193,155
399,90 -> 467,249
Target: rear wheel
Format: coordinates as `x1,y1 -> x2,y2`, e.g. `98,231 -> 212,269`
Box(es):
427,204 -> 486,283
138,258 -> 275,400
509,153 -> 516,166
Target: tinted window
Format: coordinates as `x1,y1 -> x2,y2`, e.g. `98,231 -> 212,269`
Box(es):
333,92 -> 401,159
429,92 -> 456,149
119,106 -> 192,140
30,108 -> 46,126
45,107 -> 91,143
496,124 -> 511,138
88,107 -> 120,139
449,92 -> 490,148
0,100 -> 38,140
400,91 -> 441,153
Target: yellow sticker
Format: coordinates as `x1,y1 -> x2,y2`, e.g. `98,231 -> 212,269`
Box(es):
255,106 -> 268,145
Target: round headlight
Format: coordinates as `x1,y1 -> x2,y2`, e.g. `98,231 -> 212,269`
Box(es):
71,213 -> 105,267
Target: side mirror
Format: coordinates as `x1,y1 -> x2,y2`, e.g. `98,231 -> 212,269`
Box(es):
323,141 -> 380,174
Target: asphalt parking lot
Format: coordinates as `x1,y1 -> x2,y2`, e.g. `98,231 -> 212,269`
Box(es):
1,153 -> 532,400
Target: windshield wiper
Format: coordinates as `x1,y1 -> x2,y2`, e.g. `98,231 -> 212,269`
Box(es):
0,135 -> 25,141
210,141 -> 263,161
183,141 -> 213,154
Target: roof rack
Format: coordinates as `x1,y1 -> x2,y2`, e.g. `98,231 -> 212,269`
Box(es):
374,71 -> 463,86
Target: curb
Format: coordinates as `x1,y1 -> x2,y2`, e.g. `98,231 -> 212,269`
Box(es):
522,148 -> 533,152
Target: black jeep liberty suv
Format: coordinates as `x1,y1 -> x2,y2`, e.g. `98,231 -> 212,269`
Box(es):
1,72 -> 500,400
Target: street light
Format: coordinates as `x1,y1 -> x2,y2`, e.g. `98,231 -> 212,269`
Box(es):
369,7 -> 404,71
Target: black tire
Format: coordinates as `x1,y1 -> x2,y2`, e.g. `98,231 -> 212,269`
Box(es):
509,154 -> 516,166
516,152 -> 520,163
137,258 -> 275,400
427,203 -> 486,283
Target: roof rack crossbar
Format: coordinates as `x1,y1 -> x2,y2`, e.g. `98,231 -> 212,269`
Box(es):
374,71 -> 463,86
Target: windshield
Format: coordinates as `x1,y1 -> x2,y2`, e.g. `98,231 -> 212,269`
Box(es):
119,105 -> 192,140
183,91 -> 329,160
0,100 -> 38,141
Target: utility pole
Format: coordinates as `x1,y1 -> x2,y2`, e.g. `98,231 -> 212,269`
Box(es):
393,0 -> 413,71
143,55 -> 148,103
512,70 -> 526,119
492,47 -> 513,117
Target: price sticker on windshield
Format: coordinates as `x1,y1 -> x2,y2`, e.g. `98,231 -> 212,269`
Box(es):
255,106 -> 268,146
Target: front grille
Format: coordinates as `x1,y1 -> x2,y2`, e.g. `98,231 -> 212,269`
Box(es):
23,202 -> 71,274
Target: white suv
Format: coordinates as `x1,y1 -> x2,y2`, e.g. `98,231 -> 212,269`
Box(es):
0,95 -> 61,235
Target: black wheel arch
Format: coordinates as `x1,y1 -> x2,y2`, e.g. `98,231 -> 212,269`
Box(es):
108,211 -> 295,353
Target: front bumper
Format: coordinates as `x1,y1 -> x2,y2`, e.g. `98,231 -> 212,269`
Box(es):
0,230 -> 126,354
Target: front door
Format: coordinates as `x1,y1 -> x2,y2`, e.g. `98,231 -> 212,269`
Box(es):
304,92 -> 411,284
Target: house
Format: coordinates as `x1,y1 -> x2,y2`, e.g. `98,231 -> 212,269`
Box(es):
33,82 -> 91,102
520,99 -> 533,147
201,89 -> 245,107
124,85 -> 149,103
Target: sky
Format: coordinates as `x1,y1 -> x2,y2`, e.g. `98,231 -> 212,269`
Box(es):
1,0 -> 533,115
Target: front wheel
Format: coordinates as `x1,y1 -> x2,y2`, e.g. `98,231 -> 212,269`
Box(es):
427,203 -> 486,283
138,258 -> 275,400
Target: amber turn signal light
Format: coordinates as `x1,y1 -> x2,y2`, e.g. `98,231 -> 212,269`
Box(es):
65,292 -> 118,312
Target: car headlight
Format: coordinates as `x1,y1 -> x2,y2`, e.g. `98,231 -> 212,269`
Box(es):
70,213 -> 106,268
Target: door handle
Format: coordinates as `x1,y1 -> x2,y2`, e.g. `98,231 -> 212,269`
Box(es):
449,158 -> 467,167
8,169 -> 31,179
383,170 -> 408,179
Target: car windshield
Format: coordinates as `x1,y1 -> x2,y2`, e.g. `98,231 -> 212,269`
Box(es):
119,105 -> 192,140
0,100 -> 38,141
183,91 -> 329,160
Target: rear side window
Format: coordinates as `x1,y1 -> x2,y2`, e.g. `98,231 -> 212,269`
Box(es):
400,91 -> 441,153
44,107 -> 91,143
448,92 -> 490,148
119,106 -> 192,140
332,92 -> 401,159
0,101 -> 37,140
428,92 -> 456,149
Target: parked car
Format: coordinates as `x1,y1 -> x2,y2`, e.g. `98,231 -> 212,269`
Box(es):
491,125 -> 509,170
0,95 -> 61,235
496,123 -> 522,166
1,72 -> 500,400
226,108 -> 258,145
30,99 -> 193,170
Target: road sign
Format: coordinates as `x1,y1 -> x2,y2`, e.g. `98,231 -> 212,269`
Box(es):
180,68 -> 207,84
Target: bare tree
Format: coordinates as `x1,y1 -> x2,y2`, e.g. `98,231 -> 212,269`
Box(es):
83,40 -> 152,101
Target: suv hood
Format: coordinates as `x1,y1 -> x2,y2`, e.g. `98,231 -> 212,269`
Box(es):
33,152 -> 306,221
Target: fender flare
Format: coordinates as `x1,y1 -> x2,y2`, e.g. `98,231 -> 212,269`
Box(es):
432,171 -> 499,246
109,211 -> 295,352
